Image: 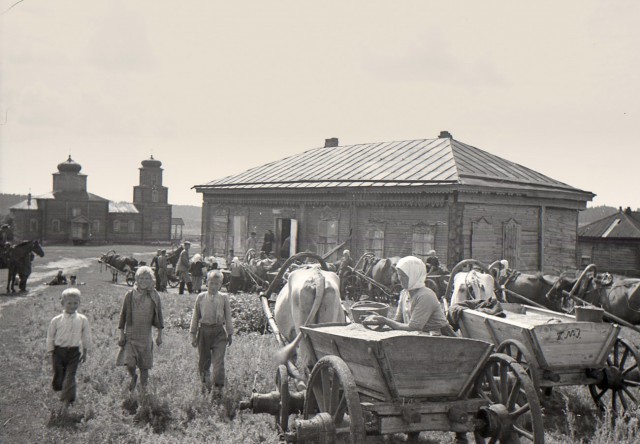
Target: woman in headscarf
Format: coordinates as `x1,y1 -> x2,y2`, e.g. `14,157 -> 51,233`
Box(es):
365,256 -> 455,336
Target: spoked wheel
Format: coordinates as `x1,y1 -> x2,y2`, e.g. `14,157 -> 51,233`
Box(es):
303,355 -> 366,444
343,275 -> 362,301
496,339 -> 542,394
168,277 -> 179,288
473,353 -> 544,444
125,271 -> 135,287
589,337 -> 640,416
275,365 -> 291,433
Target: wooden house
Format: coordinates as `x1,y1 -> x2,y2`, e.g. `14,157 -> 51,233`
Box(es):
578,207 -> 640,277
194,132 -> 593,274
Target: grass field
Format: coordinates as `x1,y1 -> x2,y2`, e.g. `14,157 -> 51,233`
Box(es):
0,245 -> 639,443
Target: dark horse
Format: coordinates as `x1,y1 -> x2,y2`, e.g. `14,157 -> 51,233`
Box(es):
6,240 -> 45,293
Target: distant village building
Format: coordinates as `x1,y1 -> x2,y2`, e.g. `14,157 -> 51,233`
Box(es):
578,207 -> 640,277
194,132 -> 594,274
10,156 -> 172,244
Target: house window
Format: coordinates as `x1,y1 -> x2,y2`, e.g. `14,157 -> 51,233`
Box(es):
92,220 -> 100,234
52,219 -> 61,233
412,226 -> 435,260
128,220 -> 135,233
365,228 -> 385,257
212,214 -> 228,255
152,189 -> 159,203
71,208 -> 81,217
318,219 -> 338,257
113,220 -> 120,232
30,218 -> 39,232
151,220 -> 159,234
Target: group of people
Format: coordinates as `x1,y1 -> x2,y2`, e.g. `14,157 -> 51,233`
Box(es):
46,265 -> 234,413
149,241 -> 213,295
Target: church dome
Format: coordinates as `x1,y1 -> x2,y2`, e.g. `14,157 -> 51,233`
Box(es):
141,155 -> 162,168
57,155 -> 82,173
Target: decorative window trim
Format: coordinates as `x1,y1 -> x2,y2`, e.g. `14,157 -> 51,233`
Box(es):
320,206 -> 340,221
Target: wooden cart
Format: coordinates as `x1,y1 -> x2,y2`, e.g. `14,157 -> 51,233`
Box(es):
457,303 -> 640,415
241,323 -> 545,443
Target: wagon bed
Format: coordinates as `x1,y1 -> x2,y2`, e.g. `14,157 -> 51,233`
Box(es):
301,323 -> 492,402
458,302 -> 640,414
266,323 -> 544,442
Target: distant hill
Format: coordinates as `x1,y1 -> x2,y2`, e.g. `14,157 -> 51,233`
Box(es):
171,204 -> 201,235
0,193 -> 27,215
579,205 -> 618,227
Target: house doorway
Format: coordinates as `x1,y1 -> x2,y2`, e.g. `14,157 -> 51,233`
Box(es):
276,218 -> 297,258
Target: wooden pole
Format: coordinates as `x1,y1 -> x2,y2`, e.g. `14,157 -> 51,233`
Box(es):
561,290 -> 640,334
501,287 -> 548,309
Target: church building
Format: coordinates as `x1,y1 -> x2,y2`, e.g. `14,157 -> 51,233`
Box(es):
10,156 -> 172,244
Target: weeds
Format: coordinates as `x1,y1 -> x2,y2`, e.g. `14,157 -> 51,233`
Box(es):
4,244 -> 640,443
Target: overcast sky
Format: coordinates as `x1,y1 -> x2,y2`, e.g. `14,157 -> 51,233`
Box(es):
1,0 -> 638,208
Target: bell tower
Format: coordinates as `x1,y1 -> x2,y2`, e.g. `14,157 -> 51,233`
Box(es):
133,155 -> 168,204
133,156 -> 171,241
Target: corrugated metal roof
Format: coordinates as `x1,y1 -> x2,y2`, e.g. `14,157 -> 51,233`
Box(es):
108,201 -> 139,213
194,137 -> 591,196
579,209 -> 640,238
10,191 -> 109,208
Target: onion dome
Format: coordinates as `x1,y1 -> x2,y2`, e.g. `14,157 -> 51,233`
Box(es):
141,155 -> 162,168
57,155 -> 82,173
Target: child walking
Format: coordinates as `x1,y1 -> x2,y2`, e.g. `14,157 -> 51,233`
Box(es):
190,270 -> 233,396
46,288 -> 93,412
117,266 -> 164,392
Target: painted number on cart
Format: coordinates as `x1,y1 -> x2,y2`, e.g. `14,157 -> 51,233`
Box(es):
556,329 -> 581,341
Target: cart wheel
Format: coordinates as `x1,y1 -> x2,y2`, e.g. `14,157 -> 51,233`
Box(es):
343,275 -> 362,301
588,337 -> 640,416
473,353 -> 544,444
496,339 -> 542,394
275,365 -> 291,433
168,277 -> 179,288
125,271 -> 135,287
304,355 -> 366,444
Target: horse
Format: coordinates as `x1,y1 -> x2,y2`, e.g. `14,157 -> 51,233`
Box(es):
6,240 -> 45,293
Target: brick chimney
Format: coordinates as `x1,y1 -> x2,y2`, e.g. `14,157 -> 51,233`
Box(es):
438,131 -> 453,139
324,138 -> 339,148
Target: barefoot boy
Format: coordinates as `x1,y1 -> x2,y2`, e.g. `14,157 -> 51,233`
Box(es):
46,288 -> 93,411
190,270 -> 233,395
117,266 -> 164,392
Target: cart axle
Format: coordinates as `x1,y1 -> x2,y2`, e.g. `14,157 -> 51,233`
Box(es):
239,390 -> 304,416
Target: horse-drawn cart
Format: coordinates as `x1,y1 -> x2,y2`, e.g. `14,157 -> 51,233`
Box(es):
241,253 -> 544,443
457,302 -> 640,415
342,253 -> 403,303
443,258 -> 640,416
242,323 -> 544,443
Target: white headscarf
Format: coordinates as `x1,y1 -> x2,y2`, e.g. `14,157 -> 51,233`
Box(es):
396,256 -> 427,291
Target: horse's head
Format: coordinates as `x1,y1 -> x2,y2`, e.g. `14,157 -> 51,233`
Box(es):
33,240 -> 45,258
545,272 -> 602,313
